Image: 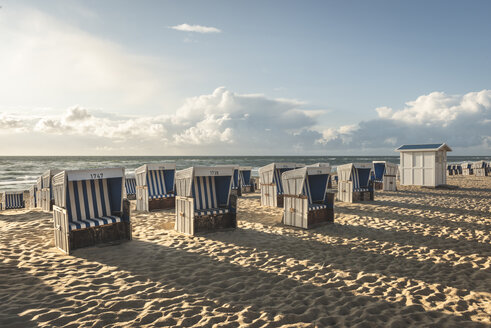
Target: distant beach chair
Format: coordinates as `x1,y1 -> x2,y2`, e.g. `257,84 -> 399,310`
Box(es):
1,191 -> 25,210
462,162 -> 473,175
221,165 -> 241,196
337,163 -> 374,202
29,185 -> 37,209
239,166 -> 254,193
135,163 -> 176,211
472,160 -> 488,177
41,169 -> 61,212
52,168 -> 131,254
124,174 -> 137,200
258,163 -> 303,207
282,166 -> 334,229
371,161 -> 398,191
174,166 -> 237,235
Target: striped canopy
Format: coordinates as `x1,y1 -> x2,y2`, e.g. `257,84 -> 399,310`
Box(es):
125,177 -> 136,196
135,163 -> 176,199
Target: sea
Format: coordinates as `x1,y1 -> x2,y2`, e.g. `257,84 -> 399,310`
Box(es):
0,155 -> 489,192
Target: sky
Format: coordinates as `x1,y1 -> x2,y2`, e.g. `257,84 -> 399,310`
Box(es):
0,0 -> 490,155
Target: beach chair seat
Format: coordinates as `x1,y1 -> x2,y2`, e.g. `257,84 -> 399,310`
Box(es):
69,216 -> 122,231
136,163 -> 176,211
195,208 -> 229,217
52,168 -> 131,254
175,166 -> 237,235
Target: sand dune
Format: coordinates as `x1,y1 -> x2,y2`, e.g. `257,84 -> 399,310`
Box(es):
1,176 -> 490,327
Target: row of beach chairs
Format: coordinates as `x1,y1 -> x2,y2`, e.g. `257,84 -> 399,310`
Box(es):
1,160 -> 396,255
448,160 -> 490,177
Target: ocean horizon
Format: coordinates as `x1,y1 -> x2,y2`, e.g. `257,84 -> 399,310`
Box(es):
1,155 -> 489,192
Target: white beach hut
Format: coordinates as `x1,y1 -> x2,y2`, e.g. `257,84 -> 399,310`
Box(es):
41,169 -> 61,212
371,161 -> 398,191
395,143 -> 452,187
258,163 -> 303,207
51,168 -> 131,254
281,166 -> 334,229
135,163 -> 176,211
337,163 -> 374,202
174,166 -> 237,235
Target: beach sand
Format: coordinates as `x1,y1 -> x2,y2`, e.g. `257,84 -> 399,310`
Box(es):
1,176 -> 490,327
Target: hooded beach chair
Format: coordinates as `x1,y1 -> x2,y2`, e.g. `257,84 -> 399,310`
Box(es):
52,168 -> 131,254
337,163 -> 374,203
308,163 -> 333,188
282,166 -> 334,229
1,191 -> 25,210
174,166 -> 237,235
124,174 -> 137,200
29,185 -> 37,209
472,160 -> 488,177
371,161 -> 398,191
41,169 -> 61,212
239,166 -> 254,193
258,163 -> 303,207
462,162 -> 473,175
135,163 -> 176,211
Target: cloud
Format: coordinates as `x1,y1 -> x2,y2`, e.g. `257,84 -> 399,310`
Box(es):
1,88 -> 490,155
170,23 -> 221,34
318,90 -> 491,151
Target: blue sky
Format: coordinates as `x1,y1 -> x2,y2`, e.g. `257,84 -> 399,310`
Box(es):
0,0 -> 490,155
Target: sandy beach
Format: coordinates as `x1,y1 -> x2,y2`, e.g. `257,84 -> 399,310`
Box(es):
1,175 -> 490,327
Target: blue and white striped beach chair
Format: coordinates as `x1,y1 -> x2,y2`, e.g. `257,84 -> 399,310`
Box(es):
371,161 -> 398,191
124,175 -> 137,200
239,166 -> 254,193
337,163 -> 374,203
175,166 -> 237,235
52,168 -> 131,254
258,163 -> 304,207
1,191 -> 25,210
135,163 -> 176,211
282,166 -> 334,229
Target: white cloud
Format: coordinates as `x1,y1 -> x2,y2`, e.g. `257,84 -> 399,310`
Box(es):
318,90 -> 491,151
1,88 -> 490,155
170,23 -> 221,34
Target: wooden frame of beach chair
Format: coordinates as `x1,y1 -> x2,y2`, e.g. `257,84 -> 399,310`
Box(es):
1,191 -> 25,210
52,168 -> 131,254
41,169 -> 61,212
371,161 -> 398,191
472,161 -> 488,177
174,166 -> 237,235
29,185 -> 37,209
124,174 -> 137,200
282,166 -> 334,229
239,166 -> 254,194
258,163 -> 303,207
135,163 -> 176,211
35,177 -> 42,209
337,163 -> 374,203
